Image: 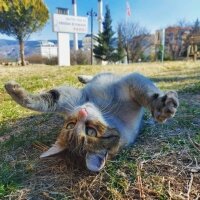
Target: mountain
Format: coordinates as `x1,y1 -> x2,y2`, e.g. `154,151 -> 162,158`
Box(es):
0,39 -> 83,59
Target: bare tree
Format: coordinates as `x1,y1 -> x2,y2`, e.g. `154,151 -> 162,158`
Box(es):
130,31 -> 153,62
165,20 -> 192,60
117,21 -> 149,63
177,19 -> 191,28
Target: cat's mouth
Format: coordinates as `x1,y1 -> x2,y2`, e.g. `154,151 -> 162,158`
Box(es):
69,135 -> 87,155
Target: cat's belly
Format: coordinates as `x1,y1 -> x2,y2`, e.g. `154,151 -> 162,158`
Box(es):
106,107 -> 144,147
120,108 -> 144,146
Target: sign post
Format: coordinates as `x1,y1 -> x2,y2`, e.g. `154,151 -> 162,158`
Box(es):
52,13 -> 88,66
53,14 -> 88,34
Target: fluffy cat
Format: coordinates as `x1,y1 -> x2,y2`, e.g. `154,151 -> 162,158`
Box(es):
5,73 -> 179,172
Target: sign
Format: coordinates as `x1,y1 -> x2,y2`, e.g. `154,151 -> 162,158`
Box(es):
53,14 -> 88,34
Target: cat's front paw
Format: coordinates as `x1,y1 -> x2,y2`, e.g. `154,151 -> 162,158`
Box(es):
5,81 -> 28,105
151,91 -> 179,123
5,81 -> 22,96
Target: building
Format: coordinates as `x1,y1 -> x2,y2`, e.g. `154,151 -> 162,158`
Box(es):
156,26 -> 192,59
165,26 -> 191,57
82,34 -> 98,51
40,41 -> 58,58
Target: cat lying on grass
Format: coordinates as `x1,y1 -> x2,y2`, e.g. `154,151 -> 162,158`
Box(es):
5,73 -> 179,172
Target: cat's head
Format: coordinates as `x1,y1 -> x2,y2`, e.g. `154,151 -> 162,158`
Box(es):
40,102 -> 120,172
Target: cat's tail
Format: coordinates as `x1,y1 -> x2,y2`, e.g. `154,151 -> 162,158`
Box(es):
4,81 -> 83,113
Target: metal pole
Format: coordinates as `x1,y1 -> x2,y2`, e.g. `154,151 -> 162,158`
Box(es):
161,28 -> 165,63
98,0 -> 103,33
87,9 -> 97,65
91,9 -> 93,65
72,0 -> 78,51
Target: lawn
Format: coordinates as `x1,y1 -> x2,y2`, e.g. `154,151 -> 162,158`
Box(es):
0,61 -> 200,200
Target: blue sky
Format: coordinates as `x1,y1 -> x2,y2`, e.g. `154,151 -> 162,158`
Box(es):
0,0 -> 200,40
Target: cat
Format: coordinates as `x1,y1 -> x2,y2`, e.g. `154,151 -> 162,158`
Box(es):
5,72 -> 179,172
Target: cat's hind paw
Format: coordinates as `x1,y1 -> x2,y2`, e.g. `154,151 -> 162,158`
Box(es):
151,91 -> 179,123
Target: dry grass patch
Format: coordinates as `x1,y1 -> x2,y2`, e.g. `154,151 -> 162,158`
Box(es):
0,61 -> 200,199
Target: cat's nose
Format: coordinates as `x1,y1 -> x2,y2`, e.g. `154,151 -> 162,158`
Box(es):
78,108 -> 88,120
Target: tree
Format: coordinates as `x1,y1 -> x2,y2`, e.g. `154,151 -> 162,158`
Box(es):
93,5 -> 115,62
0,0 -> 49,65
192,18 -> 200,34
130,33 -> 153,62
177,19 -> 191,28
118,21 -> 149,63
116,26 -> 125,62
190,18 -> 200,54
165,20 -> 193,60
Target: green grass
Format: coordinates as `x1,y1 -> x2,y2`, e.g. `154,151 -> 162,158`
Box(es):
0,61 -> 200,199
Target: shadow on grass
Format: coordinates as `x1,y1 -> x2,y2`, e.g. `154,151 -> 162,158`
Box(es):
0,112 -> 144,199
0,113 -> 64,199
0,114 -> 115,199
1,93 -> 200,199
151,75 -> 200,83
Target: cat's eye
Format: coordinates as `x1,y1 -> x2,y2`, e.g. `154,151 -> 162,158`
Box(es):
66,122 -> 76,129
86,126 -> 97,137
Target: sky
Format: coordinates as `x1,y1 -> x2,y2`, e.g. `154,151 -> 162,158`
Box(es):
0,0 -> 200,41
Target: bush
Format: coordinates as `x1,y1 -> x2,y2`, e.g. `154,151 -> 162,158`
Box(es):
70,50 -> 90,65
26,55 -> 58,65
0,58 -> 16,63
44,57 -> 58,65
26,55 -> 44,64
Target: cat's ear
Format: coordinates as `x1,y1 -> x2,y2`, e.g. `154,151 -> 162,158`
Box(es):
40,142 -> 66,158
86,151 -> 108,172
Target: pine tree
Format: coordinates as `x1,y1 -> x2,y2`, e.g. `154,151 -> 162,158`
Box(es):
192,18 -> 200,34
93,5 -> 115,62
0,0 -> 49,65
117,26 -> 125,62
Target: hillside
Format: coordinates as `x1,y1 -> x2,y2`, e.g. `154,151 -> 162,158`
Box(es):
0,39 -> 83,59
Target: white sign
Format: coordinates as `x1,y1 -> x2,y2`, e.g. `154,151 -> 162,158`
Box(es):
53,14 -> 88,34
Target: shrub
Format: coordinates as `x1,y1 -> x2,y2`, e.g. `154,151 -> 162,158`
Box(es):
26,55 -> 44,64
70,50 -> 90,65
44,57 -> 58,65
26,55 -> 58,65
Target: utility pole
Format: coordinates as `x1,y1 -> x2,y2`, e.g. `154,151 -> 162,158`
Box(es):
72,0 -> 78,51
161,28 -> 165,62
98,0 -> 103,33
87,9 -> 97,65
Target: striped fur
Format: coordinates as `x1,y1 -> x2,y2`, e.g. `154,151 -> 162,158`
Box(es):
5,73 -> 179,171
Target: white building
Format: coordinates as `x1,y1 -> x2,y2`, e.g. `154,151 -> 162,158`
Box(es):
82,34 -> 97,51
40,41 -> 57,58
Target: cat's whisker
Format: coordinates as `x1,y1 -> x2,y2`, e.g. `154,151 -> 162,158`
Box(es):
101,99 -> 122,117
59,105 -> 73,113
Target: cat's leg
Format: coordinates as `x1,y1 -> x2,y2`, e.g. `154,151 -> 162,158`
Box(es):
120,73 -> 179,123
5,81 -> 85,113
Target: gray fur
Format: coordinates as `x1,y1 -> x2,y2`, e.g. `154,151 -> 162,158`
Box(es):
5,73 -> 179,147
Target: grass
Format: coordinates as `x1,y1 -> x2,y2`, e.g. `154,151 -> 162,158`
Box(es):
0,61 -> 200,199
